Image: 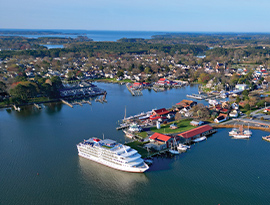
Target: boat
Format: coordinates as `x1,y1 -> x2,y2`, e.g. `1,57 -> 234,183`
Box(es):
169,149 -> 180,155
77,138 -> 149,173
123,130 -> 135,139
243,124 -> 252,136
231,125 -> 251,139
232,134 -> 251,139
262,135 -> 270,142
128,123 -> 142,133
177,143 -> 190,152
169,138 -> 179,155
229,128 -> 239,136
186,93 -> 206,100
192,136 -> 207,142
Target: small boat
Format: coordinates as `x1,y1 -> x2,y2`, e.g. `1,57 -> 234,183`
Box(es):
177,144 -> 190,152
169,149 -> 180,155
232,134 -> 251,139
128,123 -> 142,133
123,130 -> 134,139
192,136 -> 207,142
229,128 -> 239,136
231,125 -> 251,139
169,138 -> 180,155
243,124 -> 252,136
262,135 -> 270,142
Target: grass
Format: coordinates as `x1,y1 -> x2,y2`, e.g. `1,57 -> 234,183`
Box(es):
125,141 -> 149,158
150,119 -> 194,134
136,132 -> 148,139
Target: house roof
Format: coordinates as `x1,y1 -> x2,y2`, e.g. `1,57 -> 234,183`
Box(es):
153,108 -> 170,115
150,133 -> 172,142
178,125 -> 213,139
176,100 -> 195,107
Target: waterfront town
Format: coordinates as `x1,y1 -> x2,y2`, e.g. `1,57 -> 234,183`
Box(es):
1,34 -> 270,161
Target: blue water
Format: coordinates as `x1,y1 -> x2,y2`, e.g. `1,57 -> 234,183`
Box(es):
40,44 -> 64,49
0,29 -> 167,41
0,83 -> 269,204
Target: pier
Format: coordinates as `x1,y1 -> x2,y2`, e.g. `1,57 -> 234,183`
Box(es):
34,103 -> 41,109
13,105 -> 21,112
126,83 -> 143,96
60,99 -> 73,108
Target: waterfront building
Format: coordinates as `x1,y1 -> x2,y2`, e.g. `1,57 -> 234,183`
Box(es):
214,113 -> 229,123
190,120 -> 205,126
178,125 -> 216,143
149,133 -> 178,151
176,100 -> 197,109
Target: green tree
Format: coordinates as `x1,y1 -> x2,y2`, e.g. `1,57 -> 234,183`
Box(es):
117,70 -> 124,78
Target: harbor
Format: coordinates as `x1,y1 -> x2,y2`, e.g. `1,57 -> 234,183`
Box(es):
0,82 -> 269,205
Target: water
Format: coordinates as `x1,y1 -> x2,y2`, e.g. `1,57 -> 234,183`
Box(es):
0,30 -> 166,41
40,44 -> 64,49
0,83 -> 269,204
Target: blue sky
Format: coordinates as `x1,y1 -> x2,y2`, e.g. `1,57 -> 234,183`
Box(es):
1,0 -> 269,32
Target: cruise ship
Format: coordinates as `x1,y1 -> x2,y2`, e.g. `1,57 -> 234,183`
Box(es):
77,138 -> 149,173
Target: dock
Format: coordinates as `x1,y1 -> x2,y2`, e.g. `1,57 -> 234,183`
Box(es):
60,99 -> 73,108
13,105 -> 21,112
83,100 -> 92,105
34,103 -> 41,109
153,87 -> 165,92
126,83 -> 143,96
116,124 -> 129,130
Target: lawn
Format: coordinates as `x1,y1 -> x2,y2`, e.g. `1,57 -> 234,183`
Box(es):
136,132 -> 148,139
150,119 -> 194,134
125,141 -> 149,158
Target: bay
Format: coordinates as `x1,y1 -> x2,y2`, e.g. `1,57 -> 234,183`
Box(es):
0,30 -> 166,41
0,83 -> 269,205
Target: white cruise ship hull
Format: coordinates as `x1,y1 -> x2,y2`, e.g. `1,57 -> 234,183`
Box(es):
78,149 -> 148,173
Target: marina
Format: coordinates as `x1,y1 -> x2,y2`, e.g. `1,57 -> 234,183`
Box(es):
0,82 -> 269,204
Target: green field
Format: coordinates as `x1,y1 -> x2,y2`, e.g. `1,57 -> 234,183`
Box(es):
125,141 -> 149,158
150,119 -> 194,134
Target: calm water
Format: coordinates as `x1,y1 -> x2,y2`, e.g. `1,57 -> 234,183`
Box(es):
40,45 -> 64,49
0,83 -> 269,205
0,30 -> 166,41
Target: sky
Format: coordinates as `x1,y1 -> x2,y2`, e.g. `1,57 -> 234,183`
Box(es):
1,0 -> 270,32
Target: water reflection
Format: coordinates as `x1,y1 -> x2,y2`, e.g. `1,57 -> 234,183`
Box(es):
78,157 -> 148,192
44,102 -> 62,114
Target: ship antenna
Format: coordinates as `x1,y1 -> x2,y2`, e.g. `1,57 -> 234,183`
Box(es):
103,133 -> 105,140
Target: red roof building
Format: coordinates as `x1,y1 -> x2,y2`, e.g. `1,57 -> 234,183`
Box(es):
149,133 -> 178,150
153,108 -> 170,116
150,133 -> 172,142
178,125 -> 216,142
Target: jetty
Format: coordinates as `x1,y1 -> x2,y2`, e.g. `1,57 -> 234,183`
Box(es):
82,100 -> 92,105
186,93 -> 207,100
34,103 -> 41,109
153,87 -> 165,92
126,83 -> 143,96
116,124 -> 129,130
60,99 -> 73,108
13,105 -> 21,112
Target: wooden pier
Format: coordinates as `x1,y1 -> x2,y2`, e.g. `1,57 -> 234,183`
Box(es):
34,103 -> 41,109
116,124 -> 129,130
60,99 -> 73,108
126,83 -> 143,96
13,105 -> 21,112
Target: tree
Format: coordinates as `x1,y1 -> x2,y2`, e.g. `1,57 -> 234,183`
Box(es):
244,103 -> 250,111
0,81 -> 6,93
116,70 -> 124,78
